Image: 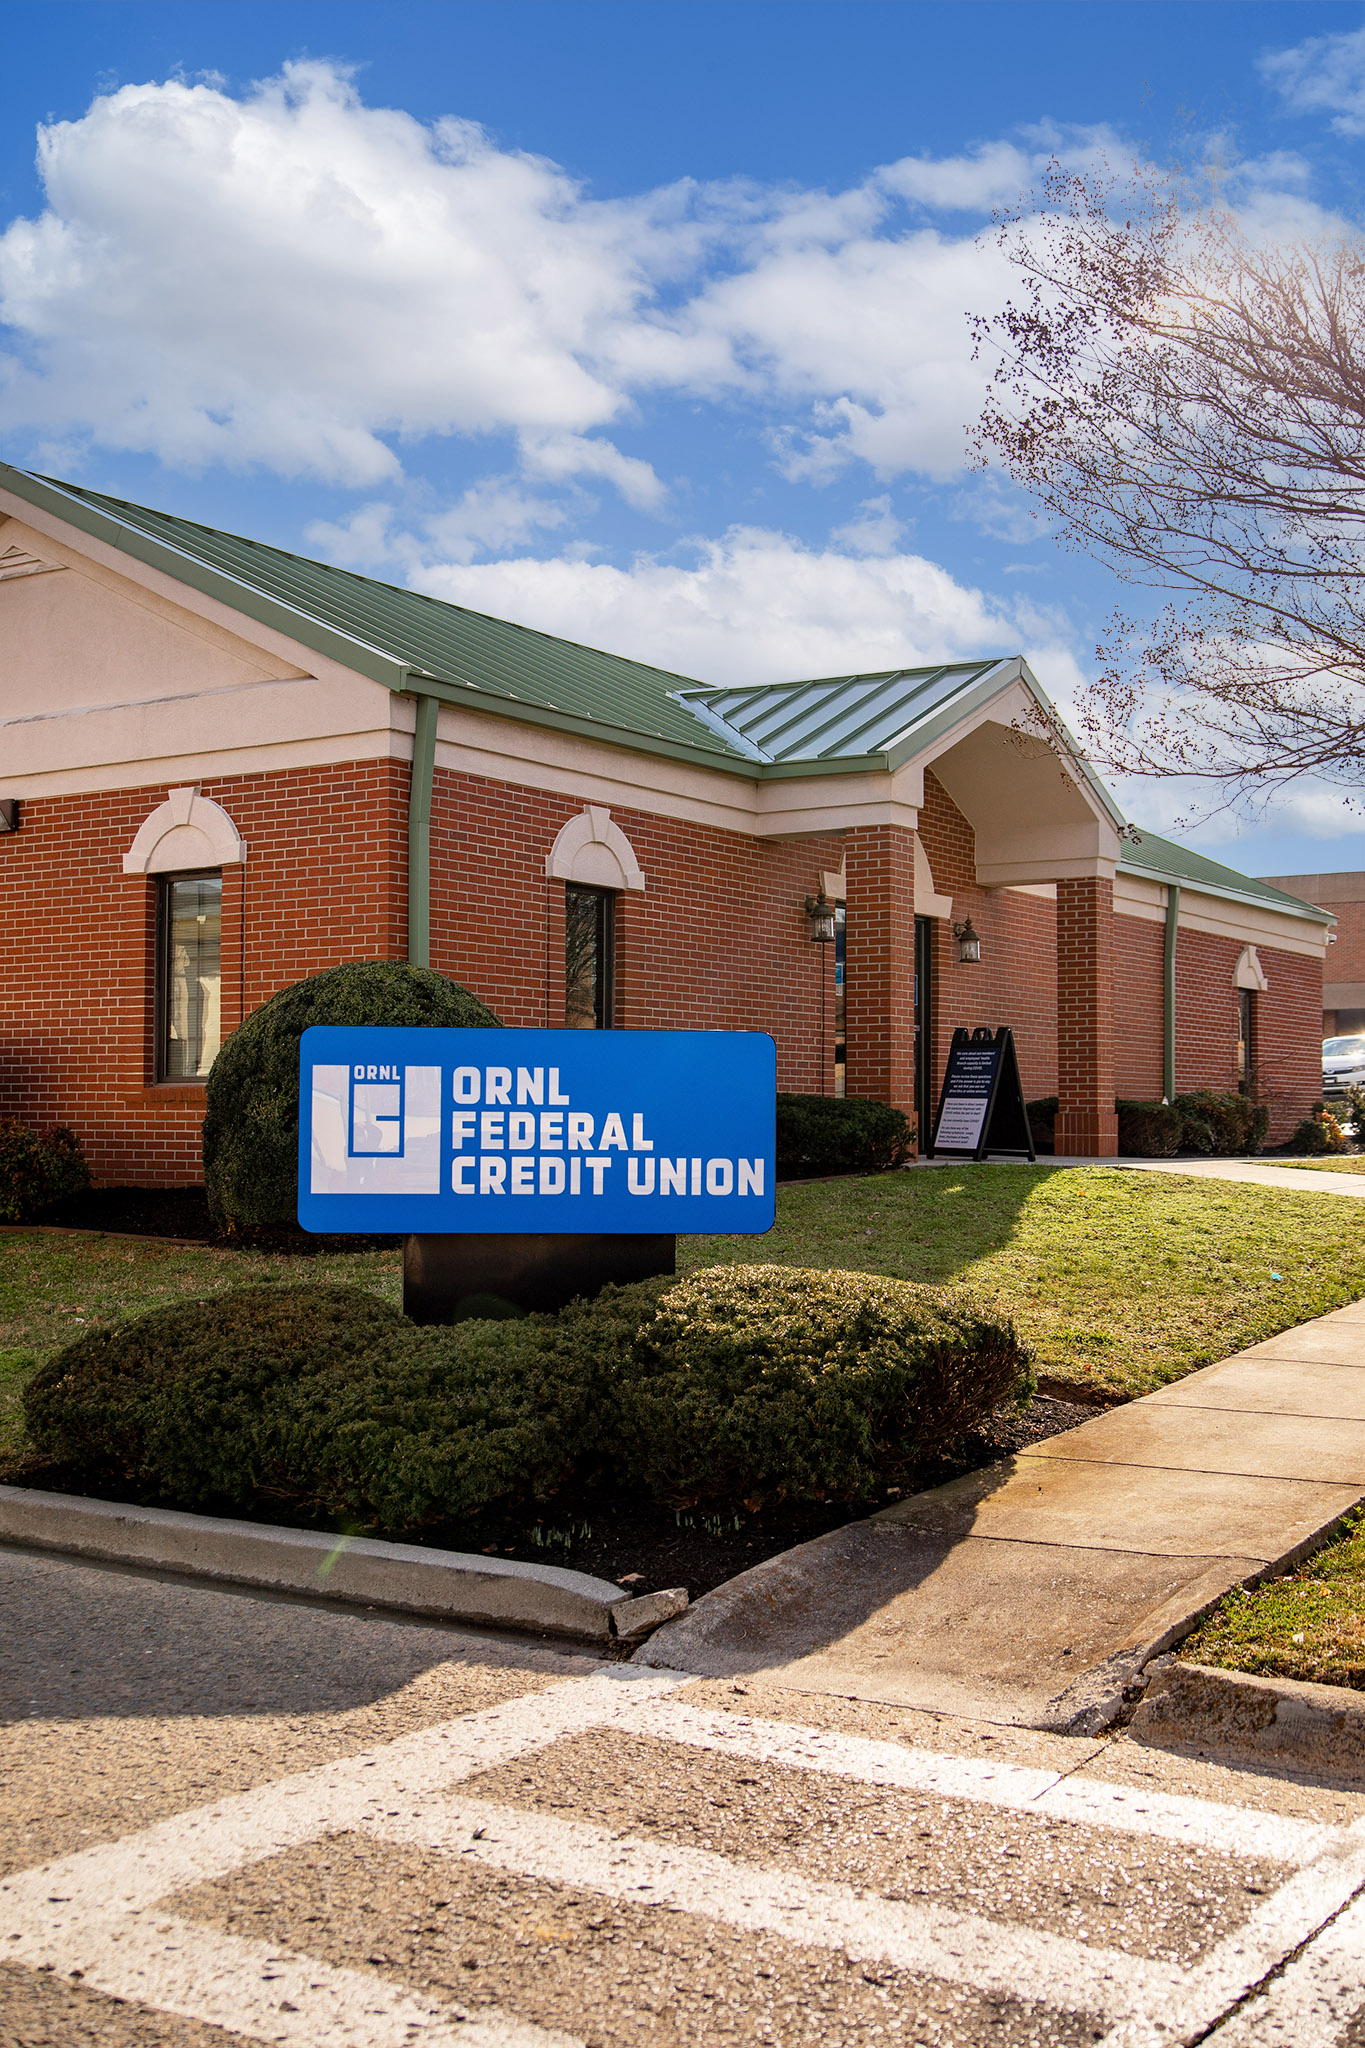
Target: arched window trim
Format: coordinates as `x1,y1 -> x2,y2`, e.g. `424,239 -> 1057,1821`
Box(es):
122,785 -> 247,876
545,805 -> 645,892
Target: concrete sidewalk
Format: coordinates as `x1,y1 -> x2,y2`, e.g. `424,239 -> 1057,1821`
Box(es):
639,1299 -> 1365,1732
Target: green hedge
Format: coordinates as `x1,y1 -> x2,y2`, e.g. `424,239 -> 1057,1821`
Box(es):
1027,1092 -> 1269,1158
24,1267 -> 1031,1529
23,1284 -> 601,1527
0,1117 -> 90,1224
596,1264 -> 1032,1510
776,1094 -> 914,1178
203,961 -> 501,1231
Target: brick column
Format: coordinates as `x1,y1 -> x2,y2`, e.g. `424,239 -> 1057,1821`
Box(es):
1055,874 -> 1118,1157
844,824 -> 916,1115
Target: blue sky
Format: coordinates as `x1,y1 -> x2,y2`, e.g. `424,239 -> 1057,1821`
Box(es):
5,0 -> 1365,879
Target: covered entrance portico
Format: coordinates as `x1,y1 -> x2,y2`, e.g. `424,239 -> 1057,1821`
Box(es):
803,668 -> 1124,1156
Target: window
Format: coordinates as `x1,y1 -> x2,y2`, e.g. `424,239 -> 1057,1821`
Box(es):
565,883 -> 615,1028
1236,987 -> 1254,1093
157,872 -> 222,1078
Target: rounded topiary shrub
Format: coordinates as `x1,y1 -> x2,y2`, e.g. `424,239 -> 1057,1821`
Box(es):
23,1282 -> 602,1529
0,1117 -> 91,1223
203,961 -> 501,1229
776,1095 -> 914,1177
567,1263 -> 1032,1512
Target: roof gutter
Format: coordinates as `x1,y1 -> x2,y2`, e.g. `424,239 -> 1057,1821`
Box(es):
1164,885 -> 1180,1103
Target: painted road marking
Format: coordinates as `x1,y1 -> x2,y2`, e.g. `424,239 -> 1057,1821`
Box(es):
1200,1891 -> 1365,2045
3,1663 -> 1365,2046
4,1904 -> 578,2047
621,1695 -> 1343,1866
366,1792 -> 1179,2024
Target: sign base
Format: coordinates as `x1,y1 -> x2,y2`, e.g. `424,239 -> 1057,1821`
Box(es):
404,1232 -> 677,1323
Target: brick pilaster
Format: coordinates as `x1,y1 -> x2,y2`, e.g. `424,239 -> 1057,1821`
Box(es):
844,824 -> 916,1116
1056,874 -> 1119,1157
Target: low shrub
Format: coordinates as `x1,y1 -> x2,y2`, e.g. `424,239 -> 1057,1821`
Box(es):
23,1283 -> 601,1528
776,1094 -> 914,1177
1172,1090 -> 1269,1156
581,1263 -> 1034,1512
24,1267 -> 1029,1529
0,1118 -> 91,1224
1115,1100 -> 1182,1158
202,961 -> 501,1231
1028,1092 -> 1267,1159
1026,1097 -> 1057,1155
1289,1104 -> 1348,1156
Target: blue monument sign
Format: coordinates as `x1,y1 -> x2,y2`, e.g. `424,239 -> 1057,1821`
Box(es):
298,1026 -> 777,1235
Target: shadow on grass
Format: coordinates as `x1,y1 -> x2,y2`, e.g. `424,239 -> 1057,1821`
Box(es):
685,1163 -> 1068,1286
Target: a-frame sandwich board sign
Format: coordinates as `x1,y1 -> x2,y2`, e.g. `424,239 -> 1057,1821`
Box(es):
926,1025 -> 1036,1162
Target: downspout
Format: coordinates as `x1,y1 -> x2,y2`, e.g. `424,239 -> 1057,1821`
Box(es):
407,691 -> 439,968
1163,884 -> 1180,1102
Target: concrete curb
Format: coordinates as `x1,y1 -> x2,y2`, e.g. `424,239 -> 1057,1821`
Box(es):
0,1483 -> 687,1644
1131,1658 -> 1365,1777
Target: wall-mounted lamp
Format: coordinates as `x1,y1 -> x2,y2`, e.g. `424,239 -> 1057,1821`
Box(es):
804,888 -> 837,943
952,916 -> 981,964
0,800 -> 18,834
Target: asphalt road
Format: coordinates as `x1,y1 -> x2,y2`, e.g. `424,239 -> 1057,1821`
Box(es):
4,1545 -> 1365,2047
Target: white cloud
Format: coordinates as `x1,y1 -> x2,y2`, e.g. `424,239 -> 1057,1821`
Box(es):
0,62 -> 1082,493
306,477 -> 570,569
0,62 -> 679,484
830,495 -> 906,556
517,430 -> 664,510
1260,25 -> 1365,138
405,524 -> 1081,695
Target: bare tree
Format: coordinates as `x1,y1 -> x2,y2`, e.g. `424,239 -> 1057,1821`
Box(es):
972,159 -> 1365,813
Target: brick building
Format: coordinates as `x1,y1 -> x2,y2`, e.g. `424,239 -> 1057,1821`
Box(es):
0,462 -> 1331,1183
1259,872 -> 1363,1039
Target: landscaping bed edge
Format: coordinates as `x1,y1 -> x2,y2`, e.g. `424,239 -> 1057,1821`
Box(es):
0,1482 -> 686,1643
1132,1657 -> 1365,1777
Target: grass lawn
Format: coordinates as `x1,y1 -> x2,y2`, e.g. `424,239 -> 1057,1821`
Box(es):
687,1164 -> 1365,1397
4,1162 -> 1365,1462
1183,1516 -> 1365,1691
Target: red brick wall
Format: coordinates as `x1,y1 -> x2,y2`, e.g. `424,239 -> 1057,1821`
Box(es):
842,823 -> 916,1115
916,774 -> 1060,1107
427,765 -> 833,1085
0,750 -> 1327,1182
0,759 -> 835,1184
1113,912 -> 1166,1100
1173,928 -> 1322,1141
0,761 -> 407,1185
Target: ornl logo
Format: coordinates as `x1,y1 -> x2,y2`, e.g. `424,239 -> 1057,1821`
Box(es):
310,1062 -> 441,1195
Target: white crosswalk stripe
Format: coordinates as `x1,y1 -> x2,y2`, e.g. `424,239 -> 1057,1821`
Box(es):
3,1664 -> 1365,2046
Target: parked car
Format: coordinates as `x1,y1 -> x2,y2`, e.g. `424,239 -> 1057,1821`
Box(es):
1323,1034 -> 1365,1100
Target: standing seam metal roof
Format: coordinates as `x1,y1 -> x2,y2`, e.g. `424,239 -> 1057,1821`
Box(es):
0,465 -> 1329,922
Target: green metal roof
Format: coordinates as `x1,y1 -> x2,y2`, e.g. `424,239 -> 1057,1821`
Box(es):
0,463 -> 1034,781
0,462 -> 1326,923
674,664 -> 1008,763
1119,828 -> 1335,923
3,465 -> 769,771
